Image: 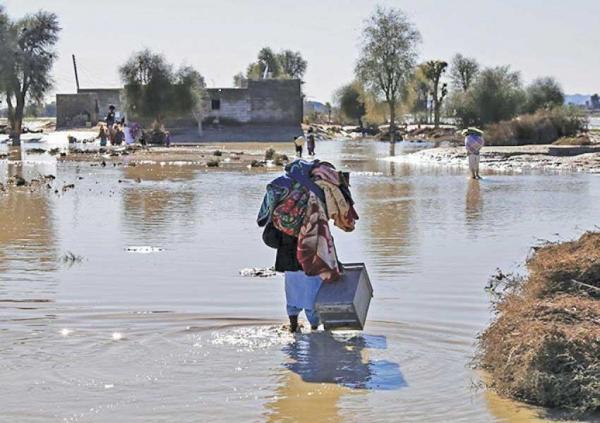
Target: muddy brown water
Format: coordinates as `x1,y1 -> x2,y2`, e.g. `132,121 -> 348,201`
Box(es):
1,139 -> 599,422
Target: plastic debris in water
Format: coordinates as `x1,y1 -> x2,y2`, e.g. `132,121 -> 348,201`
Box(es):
60,328 -> 73,336
239,267 -> 277,277
111,332 -> 123,341
125,246 -> 164,254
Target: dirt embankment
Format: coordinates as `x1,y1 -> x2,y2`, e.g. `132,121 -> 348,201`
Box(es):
478,232 -> 600,416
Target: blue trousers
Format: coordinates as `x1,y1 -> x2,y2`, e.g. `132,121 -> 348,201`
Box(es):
287,305 -> 320,327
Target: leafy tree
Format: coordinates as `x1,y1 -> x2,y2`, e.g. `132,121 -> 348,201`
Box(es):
453,66 -> 526,126
233,72 -> 246,88
356,6 -> 421,142
449,54 -> 479,92
334,83 -> 366,126
421,60 -> 448,128
0,10 -> 60,145
525,77 -> 564,113
277,50 -> 307,79
246,47 -> 307,80
246,47 -> 282,79
408,66 -> 430,123
175,66 -> 207,134
119,49 -> 206,132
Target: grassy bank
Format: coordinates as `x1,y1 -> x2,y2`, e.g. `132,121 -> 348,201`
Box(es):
478,232 -> 600,416
484,108 -> 585,146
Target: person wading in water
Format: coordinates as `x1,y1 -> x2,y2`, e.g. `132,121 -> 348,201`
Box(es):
463,128 -> 484,179
293,135 -> 305,158
307,127 -> 316,156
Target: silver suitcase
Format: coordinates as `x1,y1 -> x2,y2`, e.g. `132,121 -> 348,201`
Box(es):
315,263 -> 373,330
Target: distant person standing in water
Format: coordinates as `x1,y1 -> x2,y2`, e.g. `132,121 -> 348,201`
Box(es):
293,135 -> 305,157
463,128 -> 484,179
307,127 -> 316,156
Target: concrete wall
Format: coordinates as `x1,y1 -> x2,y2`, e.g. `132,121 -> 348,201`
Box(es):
78,88 -> 123,121
205,88 -> 250,123
205,79 -> 301,125
56,93 -> 98,128
248,79 -> 302,124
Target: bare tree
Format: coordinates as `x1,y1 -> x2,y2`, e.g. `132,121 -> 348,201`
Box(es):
421,60 -> 448,128
356,6 -> 421,142
450,54 -> 479,92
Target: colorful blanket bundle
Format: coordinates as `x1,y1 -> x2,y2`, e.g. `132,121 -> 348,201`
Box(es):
257,160 -> 358,283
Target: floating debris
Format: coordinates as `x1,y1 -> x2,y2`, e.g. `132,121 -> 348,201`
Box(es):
125,246 -> 164,254
62,183 -> 75,192
26,148 -> 47,154
239,267 -> 277,277
60,251 -> 84,267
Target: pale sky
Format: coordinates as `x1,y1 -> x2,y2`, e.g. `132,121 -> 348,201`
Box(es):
3,0 -> 600,103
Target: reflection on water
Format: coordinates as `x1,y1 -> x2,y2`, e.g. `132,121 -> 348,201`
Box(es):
1,139 -> 600,422
359,179 -> 415,275
121,164 -> 200,241
0,188 -> 56,275
283,332 -> 405,390
465,178 -> 483,227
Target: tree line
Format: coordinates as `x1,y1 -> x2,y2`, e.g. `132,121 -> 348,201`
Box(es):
335,6 -> 570,141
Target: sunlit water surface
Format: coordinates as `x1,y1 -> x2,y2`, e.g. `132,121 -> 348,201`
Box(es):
1,139 -> 599,422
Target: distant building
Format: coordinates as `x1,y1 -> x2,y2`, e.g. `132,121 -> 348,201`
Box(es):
56,88 -> 123,128
56,79 -> 302,142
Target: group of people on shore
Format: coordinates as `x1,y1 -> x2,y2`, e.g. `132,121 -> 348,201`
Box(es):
97,105 -> 130,147
98,105 -> 170,147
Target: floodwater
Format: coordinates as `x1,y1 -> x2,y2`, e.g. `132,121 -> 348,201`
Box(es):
1,139 -> 599,422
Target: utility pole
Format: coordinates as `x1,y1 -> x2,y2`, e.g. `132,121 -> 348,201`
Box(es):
72,54 -> 80,92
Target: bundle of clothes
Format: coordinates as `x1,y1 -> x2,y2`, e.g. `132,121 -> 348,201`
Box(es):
257,160 -> 359,283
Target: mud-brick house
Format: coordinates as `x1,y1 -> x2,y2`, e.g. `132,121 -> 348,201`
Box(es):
56,79 -> 303,142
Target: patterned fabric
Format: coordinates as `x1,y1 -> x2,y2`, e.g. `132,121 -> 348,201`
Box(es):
272,182 -> 310,236
257,176 -> 294,227
285,160 -> 326,203
297,191 -> 341,283
315,180 -> 358,232
465,134 -> 484,155
311,164 -> 340,185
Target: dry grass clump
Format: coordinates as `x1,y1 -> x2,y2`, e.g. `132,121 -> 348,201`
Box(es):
478,232 -> 600,415
485,108 -> 585,146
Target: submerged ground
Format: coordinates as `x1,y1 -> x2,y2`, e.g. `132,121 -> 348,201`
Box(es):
1,139 -> 599,422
